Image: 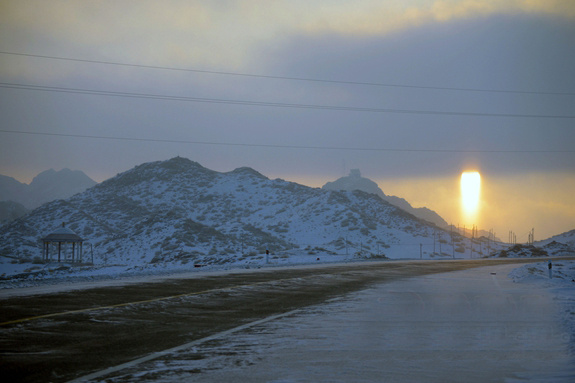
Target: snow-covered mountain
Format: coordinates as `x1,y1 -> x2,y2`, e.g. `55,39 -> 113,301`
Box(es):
537,229 -> 575,249
0,168 -> 97,210
0,157 -> 469,266
322,169 -> 449,228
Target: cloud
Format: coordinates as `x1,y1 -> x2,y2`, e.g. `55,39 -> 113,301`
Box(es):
2,0 -> 574,77
1,1 -> 265,70
299,0 -> 575,36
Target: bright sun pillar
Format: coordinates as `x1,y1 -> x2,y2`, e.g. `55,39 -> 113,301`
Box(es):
460,171 -> 481,222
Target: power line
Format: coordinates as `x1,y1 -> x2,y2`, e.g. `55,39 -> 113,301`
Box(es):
2,82 -> 574,119
1,50 -> 573,97
2,129 -> 573,153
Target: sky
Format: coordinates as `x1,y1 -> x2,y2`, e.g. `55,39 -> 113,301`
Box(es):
0,0 -> 574,241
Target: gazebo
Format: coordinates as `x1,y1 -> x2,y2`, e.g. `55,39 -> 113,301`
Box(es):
41,223 -> 85,263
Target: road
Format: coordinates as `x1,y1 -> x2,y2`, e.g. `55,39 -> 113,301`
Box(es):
0,258 -> 569,382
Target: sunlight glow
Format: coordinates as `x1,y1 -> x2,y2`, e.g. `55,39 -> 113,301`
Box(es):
461,171 -> 481,219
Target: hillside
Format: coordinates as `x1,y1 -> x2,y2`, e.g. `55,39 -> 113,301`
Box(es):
0,157 -> 466,268
322,169 -> 449,228
536,229 -> 575,256
0,201 -> 28,225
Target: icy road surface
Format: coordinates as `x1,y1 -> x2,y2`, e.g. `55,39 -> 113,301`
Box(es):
81,264 -> 574,383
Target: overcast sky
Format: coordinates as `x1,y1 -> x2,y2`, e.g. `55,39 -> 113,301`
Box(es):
1,0 -> 574,240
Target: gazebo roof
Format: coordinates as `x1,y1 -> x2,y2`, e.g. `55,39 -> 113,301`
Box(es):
42,224 -> 84,242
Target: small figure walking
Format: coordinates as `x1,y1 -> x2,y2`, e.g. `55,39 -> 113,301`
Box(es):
548,260 -> 553,279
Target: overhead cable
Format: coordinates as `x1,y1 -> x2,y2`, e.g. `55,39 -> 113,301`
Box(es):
1,130 -> 572,153
1,51 -> 573,96
1,82 -> 574,119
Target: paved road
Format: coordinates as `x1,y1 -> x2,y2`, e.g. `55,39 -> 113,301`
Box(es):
167,264 -> 573,382
0,258 -> 569,382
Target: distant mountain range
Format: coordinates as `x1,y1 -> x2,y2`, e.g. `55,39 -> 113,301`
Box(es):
0,157 -> 470,265
0,169 -> 97,222
322,169 -> 449,228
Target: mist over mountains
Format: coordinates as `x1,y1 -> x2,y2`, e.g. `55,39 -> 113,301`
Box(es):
0,168 -> 96,210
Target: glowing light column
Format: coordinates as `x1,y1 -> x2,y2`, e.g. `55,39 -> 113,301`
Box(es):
460,171 -> 481,226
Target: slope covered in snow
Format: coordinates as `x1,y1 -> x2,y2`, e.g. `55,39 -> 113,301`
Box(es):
0,157 -> 483,274
322,169 -> 449,228
537,229 -> 575,249
0,201 -> 28,225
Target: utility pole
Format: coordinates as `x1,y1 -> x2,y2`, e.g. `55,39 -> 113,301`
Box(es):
527,228 -> 534,246
509,230 -> 516,245
439,232 -> 442,254
451,224 -> 455,258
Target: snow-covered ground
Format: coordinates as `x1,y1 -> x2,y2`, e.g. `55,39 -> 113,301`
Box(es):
509,260 -> 575,355
68,261 -> 575,383
0,251 -> 385,292
0,239 -> 522,291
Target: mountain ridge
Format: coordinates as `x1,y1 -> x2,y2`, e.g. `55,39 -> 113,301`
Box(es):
0,157 -> 454,266
322,169 -> 449,228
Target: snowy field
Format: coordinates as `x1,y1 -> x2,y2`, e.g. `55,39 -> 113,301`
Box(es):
68,261 -> 575,383
0,251 -> 384,292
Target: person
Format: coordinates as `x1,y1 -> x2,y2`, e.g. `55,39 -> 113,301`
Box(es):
548,260 -> 553,279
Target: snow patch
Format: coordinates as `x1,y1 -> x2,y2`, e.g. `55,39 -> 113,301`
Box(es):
509,260 -> 575,355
